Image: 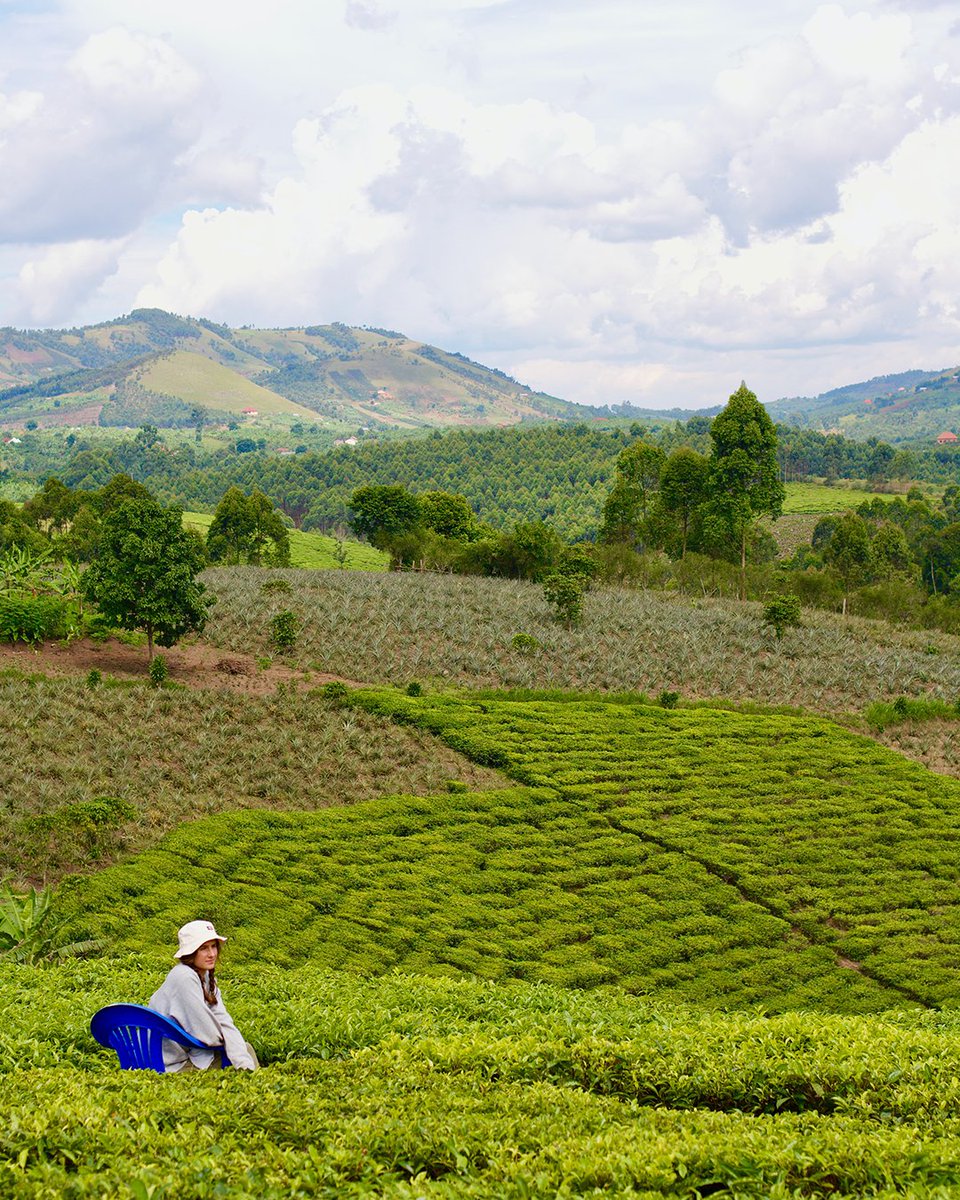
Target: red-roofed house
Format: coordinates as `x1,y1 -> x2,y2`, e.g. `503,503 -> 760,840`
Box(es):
936,431 -> 958,445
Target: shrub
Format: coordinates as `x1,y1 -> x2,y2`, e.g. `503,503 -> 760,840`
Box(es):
261,577 -> 292,595
148,654 -> 168,688
762,594 -> 802,640
542,573 -> 584,627
0,596 -> 68,643
85,669 -> 101,689
270,610 -> 300,652
511,632 -> 541,654
321,681 -> 348,701
658,690 -> 680,709
19,796 -> 137,869
406,681 -> 423,697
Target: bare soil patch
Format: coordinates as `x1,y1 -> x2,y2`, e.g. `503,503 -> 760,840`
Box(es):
0,637 -> 362,695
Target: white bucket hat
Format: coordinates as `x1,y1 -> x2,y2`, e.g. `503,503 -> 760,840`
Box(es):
175,919 -> 227,959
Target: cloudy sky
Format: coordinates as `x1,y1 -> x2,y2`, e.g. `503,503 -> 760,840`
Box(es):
0,0 -> 958,409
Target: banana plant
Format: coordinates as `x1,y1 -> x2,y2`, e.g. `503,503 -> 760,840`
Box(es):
0,883 -> 100,964
0,545 -> 54,598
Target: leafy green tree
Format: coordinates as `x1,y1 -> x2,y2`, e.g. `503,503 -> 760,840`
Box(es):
420,491 -> 480,541
94,473 -> 153,514
349,485 -> 422,548
921,522 -> 960,595
22,478 -> 82,538
656,447 -> 709,558
599,440 -> 666,549
82,497 -> 209,660
824,512 -> 873,612
134,424 -> 161,451
246,490 -> 291,567
205,487 -> 251,564
207,488 -> 290,567
0,500 -> 45,554
706,383 -> 785,599
58,505 -> 102,563
871,522 -> 914,577
494,521 -> 564,582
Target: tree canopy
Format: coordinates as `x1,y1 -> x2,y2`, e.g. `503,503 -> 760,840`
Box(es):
82,497 -> 210,659
706,383 -> 785,598
206,487 -> 290,567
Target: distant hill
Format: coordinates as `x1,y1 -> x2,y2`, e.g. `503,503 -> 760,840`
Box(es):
768,367 -> 960,445
4,308 -> 958,446
0,309 -> 593,432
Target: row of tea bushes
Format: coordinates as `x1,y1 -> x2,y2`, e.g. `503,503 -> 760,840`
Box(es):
349,691 -> 960,1008
4,961 -> 960,1198
59,784 -> 885,1012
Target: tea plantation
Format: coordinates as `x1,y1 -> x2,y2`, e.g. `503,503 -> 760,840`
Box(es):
6,960 -> 960,1198
10,684 -> 960,1195
58,693 -> 960,1013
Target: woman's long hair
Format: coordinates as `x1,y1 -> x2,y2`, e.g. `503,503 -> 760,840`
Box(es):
182,950 -> 219,1006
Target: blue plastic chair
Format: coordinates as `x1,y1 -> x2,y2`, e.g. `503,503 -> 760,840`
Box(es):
90,1003 -> 231,1072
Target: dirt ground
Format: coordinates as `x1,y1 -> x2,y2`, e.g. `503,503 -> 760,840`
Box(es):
0,637 -> 360,695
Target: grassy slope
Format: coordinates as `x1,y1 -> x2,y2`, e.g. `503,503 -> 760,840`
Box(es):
183,512 -> 388,570
7,561 -> 960,1195
139,350 -> 318,419
6,962 -> 960,1198
0,677 -> 503,881
782,482 -> 894,513
5,566 -> 960,1195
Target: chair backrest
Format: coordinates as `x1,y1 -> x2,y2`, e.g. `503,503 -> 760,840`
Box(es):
90,1003 -> 229,1072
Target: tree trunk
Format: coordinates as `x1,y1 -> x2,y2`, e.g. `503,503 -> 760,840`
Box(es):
739,529 -> 747,602
146,622 -> 154,661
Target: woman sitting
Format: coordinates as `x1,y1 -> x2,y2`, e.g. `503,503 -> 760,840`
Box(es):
149,919 -> 258,1072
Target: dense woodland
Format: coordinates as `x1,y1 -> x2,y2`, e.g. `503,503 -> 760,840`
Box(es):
2,410 -> 957,541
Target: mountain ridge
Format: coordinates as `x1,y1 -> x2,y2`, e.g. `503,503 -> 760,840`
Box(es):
1,308 -> 958,445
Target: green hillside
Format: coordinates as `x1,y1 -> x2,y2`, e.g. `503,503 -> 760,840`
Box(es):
0,309 -> 589,434
5,554 -> 960,1195
199,568 -> 960,712
181,512 -> 388,570
138,351 -> 318,420
769,367 -> 960,445
36,420 -> 918,542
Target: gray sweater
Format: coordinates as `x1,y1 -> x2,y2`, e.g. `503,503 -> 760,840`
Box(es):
149,962 -> 257,1071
